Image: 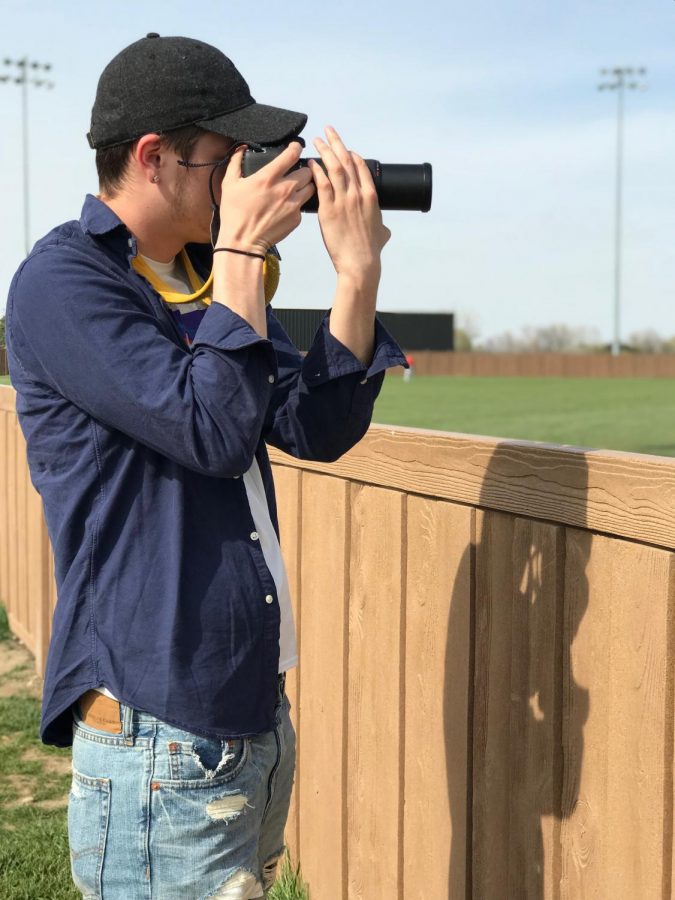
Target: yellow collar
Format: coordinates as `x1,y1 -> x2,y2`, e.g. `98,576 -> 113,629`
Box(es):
132,248 -> 281,307
132,250 -> 213,305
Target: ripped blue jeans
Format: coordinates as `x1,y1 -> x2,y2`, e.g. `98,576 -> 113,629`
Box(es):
68,679 -> 295,899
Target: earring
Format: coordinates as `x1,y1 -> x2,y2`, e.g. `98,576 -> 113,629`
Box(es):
152,175 -> 160,183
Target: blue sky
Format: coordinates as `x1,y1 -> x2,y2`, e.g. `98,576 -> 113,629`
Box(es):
1,0 -> 674,343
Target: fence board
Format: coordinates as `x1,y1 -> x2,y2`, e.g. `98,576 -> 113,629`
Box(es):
560,533 -> 675,898
472,513 -> 564,898
403,497 -> 472,900
273,465 -> 302,856
508,518 -> 564,899
347,484 -> 405,899
16,427 -> 29,645
0,411 -> 9,608
6,406 -> 19,639
472,510 -> 517,897
296,473 -> 350,899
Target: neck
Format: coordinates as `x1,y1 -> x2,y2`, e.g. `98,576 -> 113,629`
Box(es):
102,193 -> 184,263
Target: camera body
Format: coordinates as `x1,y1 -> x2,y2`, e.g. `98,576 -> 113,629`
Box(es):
241,144 -> 432,213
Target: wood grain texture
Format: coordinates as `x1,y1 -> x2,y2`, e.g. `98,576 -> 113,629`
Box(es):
15,428 -> 29,643
6,406 -> 18,635
560,533 -> 675,899
295,473 -> 350,899
472,510 -> 516,897
0,411 -> 9,609
0,386 -> 15,412
270,426 -> 675,551
347,485 -> 405,899
272,464 -> 302,858
403,498 -> 472,900
508,518 -> 564,899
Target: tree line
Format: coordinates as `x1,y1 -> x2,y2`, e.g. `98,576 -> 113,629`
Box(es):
455,321 -> 675,354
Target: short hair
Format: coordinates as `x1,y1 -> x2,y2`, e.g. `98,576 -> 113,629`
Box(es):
95,125 -> 204,196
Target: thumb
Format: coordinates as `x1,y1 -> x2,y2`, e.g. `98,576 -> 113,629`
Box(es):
224,145 -> 247,182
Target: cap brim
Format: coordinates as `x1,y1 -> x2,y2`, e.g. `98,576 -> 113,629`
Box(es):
197,102 -> 307,146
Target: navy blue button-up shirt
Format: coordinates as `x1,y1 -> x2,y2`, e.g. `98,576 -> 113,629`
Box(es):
6,195 -> 406,747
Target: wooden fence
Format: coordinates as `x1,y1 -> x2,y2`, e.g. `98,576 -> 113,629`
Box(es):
392,351 -> 675,377
2,381 -> 675,898
0,348 -> 7,377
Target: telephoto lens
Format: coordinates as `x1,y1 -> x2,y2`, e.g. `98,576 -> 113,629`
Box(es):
242,145 -> 432,213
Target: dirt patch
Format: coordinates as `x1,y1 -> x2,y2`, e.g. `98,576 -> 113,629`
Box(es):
21,747 -> 71,778
0,640 -> 42,699
5,773 -> 35,804
0,642 -> 32,677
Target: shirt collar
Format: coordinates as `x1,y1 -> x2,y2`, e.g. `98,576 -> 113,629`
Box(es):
80,193 -> 128,237
78,193 -> 213,275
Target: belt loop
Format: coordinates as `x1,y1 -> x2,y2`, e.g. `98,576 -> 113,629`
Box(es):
122,703 -> 134,746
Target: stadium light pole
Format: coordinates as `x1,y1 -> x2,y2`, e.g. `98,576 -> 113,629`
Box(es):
1,57 -> 54,256
597,66 -> 647,356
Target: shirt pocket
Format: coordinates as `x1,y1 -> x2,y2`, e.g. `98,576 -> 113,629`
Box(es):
68,768 -> 111,899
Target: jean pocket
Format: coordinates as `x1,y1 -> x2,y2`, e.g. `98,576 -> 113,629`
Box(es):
167,736 -> 249,784
68,768 -> 111,899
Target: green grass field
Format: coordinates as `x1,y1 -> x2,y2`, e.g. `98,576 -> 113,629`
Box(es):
0,375 -> 9,385
3,372 -> 674,457
373,375 -> 675,457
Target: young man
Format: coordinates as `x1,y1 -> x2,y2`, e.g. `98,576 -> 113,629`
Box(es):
5,33 -> 405,899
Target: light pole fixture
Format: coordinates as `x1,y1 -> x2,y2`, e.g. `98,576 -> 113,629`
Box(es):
597,66 -> 647,356
1,57 -> 54,256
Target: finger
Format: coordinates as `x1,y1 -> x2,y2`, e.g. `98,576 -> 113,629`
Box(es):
325,126 -> 357,181
313,137 -> 349,191
257,140 -> 304,180
294,180 -> 317,206
307,158 -> 334,203
223,145 -> 246,182
285,166 -> 314,191
351,153 -> 378,200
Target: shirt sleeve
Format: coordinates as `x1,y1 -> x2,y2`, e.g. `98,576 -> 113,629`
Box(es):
262,309 -> 408,461
7,246 -> 277,477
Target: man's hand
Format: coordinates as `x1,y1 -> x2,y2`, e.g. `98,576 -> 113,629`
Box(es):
308,127 -> 391,283
217,141 -> 315,255
309,127 -> 391,366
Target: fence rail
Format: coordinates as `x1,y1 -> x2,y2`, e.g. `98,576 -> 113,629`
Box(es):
1,382 -> 675,898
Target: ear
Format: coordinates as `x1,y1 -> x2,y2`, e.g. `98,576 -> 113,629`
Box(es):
135,134 -> 163,184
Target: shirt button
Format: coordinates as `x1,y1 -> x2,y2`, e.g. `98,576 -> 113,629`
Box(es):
265,594 -> 274,605
268,375 -> 275,384
250,531 -> 259,541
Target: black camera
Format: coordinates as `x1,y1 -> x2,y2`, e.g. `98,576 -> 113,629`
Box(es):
241,144 -> 432,214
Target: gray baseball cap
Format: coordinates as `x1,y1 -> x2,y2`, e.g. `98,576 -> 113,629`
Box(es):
87,34 -> 307,150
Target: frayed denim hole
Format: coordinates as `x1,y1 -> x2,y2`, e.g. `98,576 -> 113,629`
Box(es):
191,740 -> 237,778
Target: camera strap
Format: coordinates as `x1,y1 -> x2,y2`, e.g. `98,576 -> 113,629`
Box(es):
133,248 -> 281,307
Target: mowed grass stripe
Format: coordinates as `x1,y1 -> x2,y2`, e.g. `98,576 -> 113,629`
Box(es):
374,375 -> 675,457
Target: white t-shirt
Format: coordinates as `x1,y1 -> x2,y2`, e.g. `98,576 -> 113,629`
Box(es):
95,253 -> 297,701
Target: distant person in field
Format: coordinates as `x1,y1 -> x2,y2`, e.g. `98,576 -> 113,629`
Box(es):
5,33 -> 405,899
403,353 -> 415,381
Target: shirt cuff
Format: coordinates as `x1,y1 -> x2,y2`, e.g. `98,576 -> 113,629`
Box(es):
302,315 -> 408,387
192,301 -> 274,354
